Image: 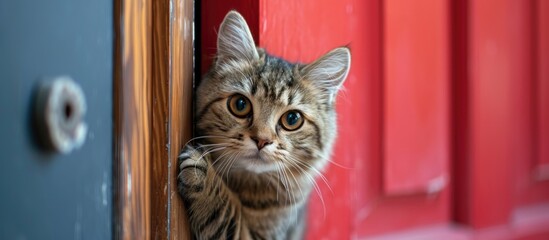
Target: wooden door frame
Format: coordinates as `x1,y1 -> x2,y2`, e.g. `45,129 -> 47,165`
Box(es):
114,0 -> 193,239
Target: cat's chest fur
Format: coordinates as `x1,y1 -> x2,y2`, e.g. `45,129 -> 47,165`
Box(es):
222,169 -> 312,209
219,170 -> 311,238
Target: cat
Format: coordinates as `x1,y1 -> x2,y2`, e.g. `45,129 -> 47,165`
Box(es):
178,10 -> 350,240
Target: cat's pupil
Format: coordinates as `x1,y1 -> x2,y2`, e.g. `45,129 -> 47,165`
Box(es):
286,112 -> 300,125
236,98 -> 246,111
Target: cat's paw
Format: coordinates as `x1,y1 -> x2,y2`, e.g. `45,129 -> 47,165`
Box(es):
177,145 -> 209,194
178,144 -> 208,168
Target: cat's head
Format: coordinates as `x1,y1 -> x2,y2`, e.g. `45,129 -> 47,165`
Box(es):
196,11 -> 350,175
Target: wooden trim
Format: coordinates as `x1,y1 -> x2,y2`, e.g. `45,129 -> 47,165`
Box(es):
115,0 -> 193,238
168,0 -> 194,238
151,0 -> 170,238
114,0 -> 152,239
150,0 -> 194,238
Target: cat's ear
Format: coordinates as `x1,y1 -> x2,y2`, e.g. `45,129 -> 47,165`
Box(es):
301,47 -> 351,102
216,11 -> 259,65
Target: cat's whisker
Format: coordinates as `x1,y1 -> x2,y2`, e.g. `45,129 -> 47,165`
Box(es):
214,153 -> 230,182
326,158 -> 354,170
183,135 -> 230,146
274,161 -> 289,203
280,166 -> 291,197
219,150 -> 241,184
215,150 -> 235,183
193,146 -> 226,177
277,162 -> 297,223
286,166 -> 303,224
277,163 -> 289,190
273,162 -> 286,190
296,156 -> 334,193
197,147 -> 227,164
285,156 -> 327,221
195,143 -> 231,151
289,157 -> 334,196
210,148 -> 232,167
282,161 -> 303,200
278,158 -> 309,224
223,152 -> 240,182
306,170 -> 327,221
273,162 -> 282,201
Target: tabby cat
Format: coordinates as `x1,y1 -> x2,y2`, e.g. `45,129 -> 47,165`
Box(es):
178,11 -> 350,240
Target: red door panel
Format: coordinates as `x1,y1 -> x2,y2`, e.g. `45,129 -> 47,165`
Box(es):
513,0 -> 549,208
455,0 -> 549,236
536,0 -> 549,179
465,0 -> 516,227
354,0 -> 451,236
383,0 -> 449,195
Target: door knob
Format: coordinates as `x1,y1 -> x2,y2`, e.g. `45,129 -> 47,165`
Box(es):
34,76 -> 87,154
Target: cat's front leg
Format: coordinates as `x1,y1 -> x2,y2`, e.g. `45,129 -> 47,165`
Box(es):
177,145 -> 209,194
177,145 -> 243,240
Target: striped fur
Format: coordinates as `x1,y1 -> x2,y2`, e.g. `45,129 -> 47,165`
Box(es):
178,11 -> 350,240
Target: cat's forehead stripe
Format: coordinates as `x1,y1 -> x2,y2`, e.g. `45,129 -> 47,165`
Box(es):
246,54 -> 303,107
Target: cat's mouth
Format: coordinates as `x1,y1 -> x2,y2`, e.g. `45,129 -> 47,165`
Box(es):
240,150 -> 269,162
235,149 -> 279,173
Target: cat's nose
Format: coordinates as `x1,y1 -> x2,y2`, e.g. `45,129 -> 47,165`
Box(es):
251,136 -> 273,150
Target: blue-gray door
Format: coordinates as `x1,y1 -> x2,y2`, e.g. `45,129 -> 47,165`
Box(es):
0,0 -> 113,239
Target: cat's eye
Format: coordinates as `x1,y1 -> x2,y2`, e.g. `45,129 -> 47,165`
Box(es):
280,110 -> 304,131
227,94 -> 252,118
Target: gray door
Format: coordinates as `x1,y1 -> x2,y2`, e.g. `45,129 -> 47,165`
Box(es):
0,0 -> 113,239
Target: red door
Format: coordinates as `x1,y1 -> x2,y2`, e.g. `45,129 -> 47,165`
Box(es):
200,0 -> 549,239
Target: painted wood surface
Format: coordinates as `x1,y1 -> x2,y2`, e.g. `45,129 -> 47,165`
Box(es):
115,0 -> 194,239
383,0 -> 449,195
114,0 -> 152,238
448,0 -> 549,237
535,0 -> 549,182
168,0 -> 194,238
151,0 -> 171,237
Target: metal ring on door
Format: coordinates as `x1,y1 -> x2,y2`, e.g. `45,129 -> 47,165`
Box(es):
34,76 -> 88,154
